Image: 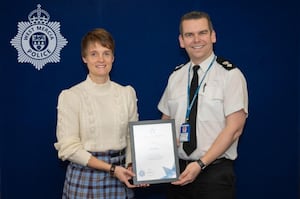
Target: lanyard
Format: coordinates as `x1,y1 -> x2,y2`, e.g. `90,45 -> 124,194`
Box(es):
185,56 -> 216,121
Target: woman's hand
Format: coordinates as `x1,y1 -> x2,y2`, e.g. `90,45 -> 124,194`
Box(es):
114,166 -> 137,188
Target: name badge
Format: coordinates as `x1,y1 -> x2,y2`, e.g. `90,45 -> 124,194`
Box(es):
179,123 -> 190,142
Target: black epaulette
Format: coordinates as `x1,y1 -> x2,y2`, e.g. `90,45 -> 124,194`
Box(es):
216,57 -> 236,70
173,64 -> 184,72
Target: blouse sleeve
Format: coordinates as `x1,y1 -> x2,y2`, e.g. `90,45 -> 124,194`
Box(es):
54,89 -> 91,166
125,85 -> 139,165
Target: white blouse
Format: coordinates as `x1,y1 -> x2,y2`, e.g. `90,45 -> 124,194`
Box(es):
54,76 -> 138,166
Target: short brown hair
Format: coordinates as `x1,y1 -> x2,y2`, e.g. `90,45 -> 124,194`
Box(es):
81,28 -> 115,57
179,11 -> 214,35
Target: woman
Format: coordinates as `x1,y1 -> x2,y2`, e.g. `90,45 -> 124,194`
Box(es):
54,28 -> 138,199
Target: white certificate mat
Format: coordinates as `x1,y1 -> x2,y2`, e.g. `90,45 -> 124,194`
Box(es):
129,119 -> 179,184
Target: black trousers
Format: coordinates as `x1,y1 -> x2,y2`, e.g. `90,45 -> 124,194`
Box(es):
167,158 -> 236,199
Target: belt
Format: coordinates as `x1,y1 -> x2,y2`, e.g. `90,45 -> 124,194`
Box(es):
91,148 -> 126,157
110,148 -> 126,157
90,149 -> 126,165
179,157 -> 232,167
110,149 -> 126,165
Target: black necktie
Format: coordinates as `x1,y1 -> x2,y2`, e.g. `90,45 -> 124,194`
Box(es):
183,65 -> 200,156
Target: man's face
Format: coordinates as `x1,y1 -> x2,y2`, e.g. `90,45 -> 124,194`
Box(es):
179,18 -> 216,64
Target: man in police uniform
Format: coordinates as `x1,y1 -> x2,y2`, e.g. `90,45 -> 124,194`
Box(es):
158,11 -> 248,199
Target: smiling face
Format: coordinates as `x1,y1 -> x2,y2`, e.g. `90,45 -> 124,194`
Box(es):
81,28 -> 115,84
179,18 -> 216,64
82,42 -> 114,84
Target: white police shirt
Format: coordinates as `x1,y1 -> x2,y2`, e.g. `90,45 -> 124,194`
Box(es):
158,53 -> 248,160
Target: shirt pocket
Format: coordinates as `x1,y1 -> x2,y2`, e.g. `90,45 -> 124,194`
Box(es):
198,85 -> 224,121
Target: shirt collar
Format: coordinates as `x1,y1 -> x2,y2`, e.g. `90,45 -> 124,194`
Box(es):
191,52 -> 215,72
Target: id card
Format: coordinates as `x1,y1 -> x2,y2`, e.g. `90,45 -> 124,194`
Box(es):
179,123 -> 190,142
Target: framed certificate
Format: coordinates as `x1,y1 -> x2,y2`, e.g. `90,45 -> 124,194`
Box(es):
129,119 -> 179,185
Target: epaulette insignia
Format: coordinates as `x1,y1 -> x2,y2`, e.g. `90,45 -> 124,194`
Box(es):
174,64 -> 184,72
216,57 -> 236,70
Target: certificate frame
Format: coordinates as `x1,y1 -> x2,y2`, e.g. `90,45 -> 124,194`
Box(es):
129,119 -> 179,185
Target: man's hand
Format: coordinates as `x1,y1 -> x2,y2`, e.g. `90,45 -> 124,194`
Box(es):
171,162 -> 201,186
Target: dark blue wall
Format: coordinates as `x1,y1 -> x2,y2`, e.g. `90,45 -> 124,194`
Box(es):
1,0 -> 299,198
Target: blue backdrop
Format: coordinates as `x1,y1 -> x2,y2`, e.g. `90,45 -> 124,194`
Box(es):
1,0 -> 299,198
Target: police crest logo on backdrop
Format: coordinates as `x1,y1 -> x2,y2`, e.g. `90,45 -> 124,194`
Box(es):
10,4 -> 68,70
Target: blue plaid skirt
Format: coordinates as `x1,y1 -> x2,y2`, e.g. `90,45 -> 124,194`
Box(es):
62,149 -> 134,199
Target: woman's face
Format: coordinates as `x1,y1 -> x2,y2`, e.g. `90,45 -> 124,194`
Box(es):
82,42 -> 114,84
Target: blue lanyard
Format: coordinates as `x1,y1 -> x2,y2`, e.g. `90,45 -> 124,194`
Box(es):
185,56 -> 216,121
